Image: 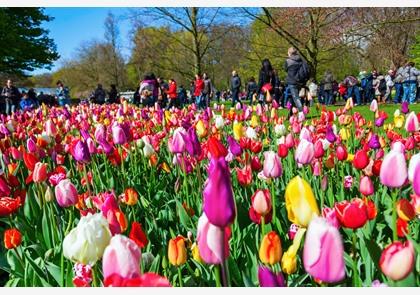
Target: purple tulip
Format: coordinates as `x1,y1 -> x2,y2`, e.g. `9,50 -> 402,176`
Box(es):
227,136 -> 242,157
258,266 -> 286,287
375,117 -> 385,127
99,139 -> 114,155
401,101 -> 409,114
94,124 -> 107,142
112,124 -> 127,145
182,127 -> 202,157
71,139 -> 91,163
203,157 -> 236,227
325,126 -> 337,143
368,134 -> 381,150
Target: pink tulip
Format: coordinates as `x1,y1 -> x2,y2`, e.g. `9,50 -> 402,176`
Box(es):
408,153 -> 420,182
251,189 -> 272,216
285,133 -> 295,149
379,240 -> 415,281
168,127 -> 186,154
413,163 -> 420,196
45,119 -> 57,137
27,137 -> 37,153
196,213 -> 231,264
313,140 -> 324,158
322,207 -> 340,228
370,99 -> 378,112
299,128 -> 312,142
102,234 -> 141,281
380,149 -> 407,188
263,151 -> 282,178
55,179 -> 78,207
312,161 -> 321,176
86,138 -> 96,154
0,177 -> 11,197
303,217 -> 345,283
359,176 -> 374,196
112,124 -> 127,145
295,139 -> 314,165
405,112 -> 419,133
33,162 -> 48,183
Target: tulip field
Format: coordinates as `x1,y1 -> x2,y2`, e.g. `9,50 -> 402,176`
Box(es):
0,99 -> 419,287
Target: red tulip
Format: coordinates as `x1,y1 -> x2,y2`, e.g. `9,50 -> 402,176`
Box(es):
396,218 -> 409,238
251,156 -> 262,171
236,164 -> 252,187
313,140 -> 324,158
250,140 -> 263,154
364,198 -> 377,220
372,160 -> 382,177
353,150 -> 369,170
277,144 -> 288,158
0,197 -> 21,217
129,222 -> 148,249
336,145 -> 348,161
334,198 -> 368,229
33,162 -> 48,183
207,136 -> 228,159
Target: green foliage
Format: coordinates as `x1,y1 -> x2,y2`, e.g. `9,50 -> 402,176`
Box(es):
0,8 -> 59,76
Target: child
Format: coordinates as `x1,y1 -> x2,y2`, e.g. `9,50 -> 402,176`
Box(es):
20,92 -> 35,111
338,83 -> 347,100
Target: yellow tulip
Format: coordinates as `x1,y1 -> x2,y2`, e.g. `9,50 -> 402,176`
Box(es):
346,153 -> 354,162
251,115 -> 259,128
281,228 -> 306,274
285,176 -> 319,227
259,231 -> 282,265
233,121 -> 244,141
394,115 -> 405,129
191,243 -> 203,263
196,120 -> 207,138
339,127 -> 351,141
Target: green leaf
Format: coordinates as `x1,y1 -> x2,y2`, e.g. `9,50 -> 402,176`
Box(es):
45,262 -> 62,286
42,208 -> 52,250
5,278 -> 22,287
176,199 -> 192,231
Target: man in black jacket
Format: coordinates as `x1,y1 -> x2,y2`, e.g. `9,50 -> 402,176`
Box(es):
283,47 -> 304,112
1,79 -> 21,114
231,70 -> 242,107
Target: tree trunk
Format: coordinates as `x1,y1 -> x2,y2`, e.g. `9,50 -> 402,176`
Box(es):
190,7 -> 202,76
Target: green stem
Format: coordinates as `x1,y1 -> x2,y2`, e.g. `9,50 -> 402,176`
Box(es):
261,216 -> 265,239
391,189 -> 398,241
83,164 -> 92,196
352,230 -> 359,287
177,267 -> 183,287
270,179 -> 276,224
214,265 -> 222,287
65,208 -> 74,235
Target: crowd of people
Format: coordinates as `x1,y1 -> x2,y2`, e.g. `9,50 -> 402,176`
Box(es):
2,47 -> 420,115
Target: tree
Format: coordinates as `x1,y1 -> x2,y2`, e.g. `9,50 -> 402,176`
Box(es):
0,8 -> 59,76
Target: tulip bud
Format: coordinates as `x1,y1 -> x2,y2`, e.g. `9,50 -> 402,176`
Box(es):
251,189 -> 272,216
353,149 -> 369,170
405,112 -> 419,133
336,145 -> 348,161
45,186 -> 54,203
259,231 -> 282,265
334,198 -> 368,229
313,140 -> 324,158
285,176 -> 320,227
359,176 -> 374,196
168,236 -> 187,266
379,240 -> 415,281
55,179 -> 78,208
258,266 -> 285,287
263,151 -> 282,178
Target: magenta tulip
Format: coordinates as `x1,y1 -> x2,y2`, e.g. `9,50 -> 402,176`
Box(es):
168,127 -> 186,154
314,140 -> 324,158
203,156 -> 236,227
112,124 -> 127,145
258,266 -> 285,287
303,216 -> 345,283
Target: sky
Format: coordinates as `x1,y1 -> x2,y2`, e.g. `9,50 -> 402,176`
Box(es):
32,7 -> 133,75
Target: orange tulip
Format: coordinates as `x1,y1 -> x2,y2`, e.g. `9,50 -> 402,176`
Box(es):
4,228 -> 22,249
168,236 -> 187,266
122,188 -> 139,206
259,231 -> 282,265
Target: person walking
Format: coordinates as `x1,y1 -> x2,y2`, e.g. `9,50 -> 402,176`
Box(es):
402,61 -> 420,104
1,79 -> 21,114
322,70 -> 334,105
230,70 -> 242,107
393,65 -> 404,103
343,75 -> 361,105
166,78 -> 178,109
246,77 -> 258,105
384,70 -> 395,103
202,73 -> 213,109
108,84 -> 118,104
257,59 -> 276,105
194,74 -> 205,109
283,47 -> 308,113
93,84 -> 106,104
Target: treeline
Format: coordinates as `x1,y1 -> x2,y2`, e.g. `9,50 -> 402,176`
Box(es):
23,8 -> 420,97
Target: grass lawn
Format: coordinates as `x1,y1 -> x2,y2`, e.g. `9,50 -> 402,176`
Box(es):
218,100 -> 420,124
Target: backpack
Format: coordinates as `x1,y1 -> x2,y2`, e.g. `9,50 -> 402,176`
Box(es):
295,60 -> 310,84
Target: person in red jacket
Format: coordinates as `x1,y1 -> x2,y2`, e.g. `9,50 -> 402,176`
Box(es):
194,74 -> 205,109
166,79 -> 178,109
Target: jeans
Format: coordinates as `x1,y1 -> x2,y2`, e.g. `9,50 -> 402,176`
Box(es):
394,83 -> 403,103
288,84 -> 303,112
232,90 -> 241,107
58,98 -> 69,106
347,86 -> 361,105
402,81 -> 417,104
5,100 -> 17,115
201,93 -> 209,108
324,89 -> 333,105
385,86 -> 392,103
195,95 -> 202,108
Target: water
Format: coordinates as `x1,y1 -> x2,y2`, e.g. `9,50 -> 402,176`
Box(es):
18,87 -> 56,95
